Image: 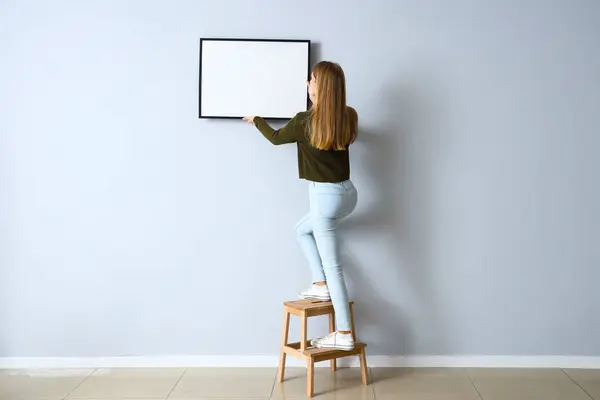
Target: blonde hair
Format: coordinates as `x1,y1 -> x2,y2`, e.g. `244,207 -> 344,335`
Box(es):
309,61 -> 358,151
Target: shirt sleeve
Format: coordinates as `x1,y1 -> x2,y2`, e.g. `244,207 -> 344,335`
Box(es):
254,113 -> 302,145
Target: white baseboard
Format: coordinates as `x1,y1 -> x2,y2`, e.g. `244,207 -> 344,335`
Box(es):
363,356 -> 600,369
1,355 -> 599,370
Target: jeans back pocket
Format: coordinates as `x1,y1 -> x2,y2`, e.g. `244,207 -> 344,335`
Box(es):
316,192 -> 344,219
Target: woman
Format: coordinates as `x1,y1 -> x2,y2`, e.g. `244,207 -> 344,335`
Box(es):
244,61 -> 358,351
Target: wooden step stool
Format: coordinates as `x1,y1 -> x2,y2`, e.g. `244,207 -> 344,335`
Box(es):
277,299 -> 369,397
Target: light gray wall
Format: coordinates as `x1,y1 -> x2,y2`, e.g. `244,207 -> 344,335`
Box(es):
1,0 -> 599,358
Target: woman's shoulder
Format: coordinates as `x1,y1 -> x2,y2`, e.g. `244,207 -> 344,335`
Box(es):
294,109 -> 312,127
296,109 -> 312,119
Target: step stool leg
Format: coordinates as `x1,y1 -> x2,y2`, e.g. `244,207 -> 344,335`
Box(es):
349,303 -> 357,342
359,347 -> 369,385
300,312 -> 308,352
277,309 -> 291,382
329,312 -> 337,371
307,357 -> 315,397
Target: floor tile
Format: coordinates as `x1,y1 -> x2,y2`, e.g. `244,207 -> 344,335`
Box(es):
0,369 -> 92,400
467,367 -> 568,379
564,369 -> 600,400
467,368 -> 592,400
271,367 -> 373,399
67,368 -> 185,399
3,366 -> 597,400
371,368 -> 481,400
168,368 -> 276,399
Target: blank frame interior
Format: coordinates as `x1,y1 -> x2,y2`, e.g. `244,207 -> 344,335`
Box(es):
199,39 -> 311,119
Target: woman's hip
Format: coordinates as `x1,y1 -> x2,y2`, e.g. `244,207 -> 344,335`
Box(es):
308,179 -> 357,219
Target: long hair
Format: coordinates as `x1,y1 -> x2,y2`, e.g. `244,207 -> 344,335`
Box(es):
309,61 -> 358,151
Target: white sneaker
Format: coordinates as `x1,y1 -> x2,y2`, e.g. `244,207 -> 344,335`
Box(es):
299,284 -> 331,301
311,332 -> 355,351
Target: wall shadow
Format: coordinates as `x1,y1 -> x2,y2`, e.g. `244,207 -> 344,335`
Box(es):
310,42 -> 322,67
0,131 -> 10,357
340,76 -> 447,356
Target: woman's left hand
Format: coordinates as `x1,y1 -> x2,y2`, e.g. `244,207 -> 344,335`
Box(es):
243,116 -> 255,124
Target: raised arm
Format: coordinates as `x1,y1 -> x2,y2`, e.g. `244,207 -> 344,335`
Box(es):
246,113 -> 303,145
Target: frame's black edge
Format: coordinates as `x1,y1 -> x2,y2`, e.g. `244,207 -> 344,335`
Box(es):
306,40 -> 312,111
199,116 -> 292,120
198,38 -> 203,119
198,38 -> 312,119
200,37 -> 310,43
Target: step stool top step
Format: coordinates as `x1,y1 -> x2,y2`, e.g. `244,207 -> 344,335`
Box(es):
284,299 -> 354,311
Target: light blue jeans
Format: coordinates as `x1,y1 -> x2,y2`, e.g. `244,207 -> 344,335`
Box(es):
295,180 -> 358,331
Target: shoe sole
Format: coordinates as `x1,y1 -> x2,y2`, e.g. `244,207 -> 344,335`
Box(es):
312,343 -> 355,351
299,294 -> 331,301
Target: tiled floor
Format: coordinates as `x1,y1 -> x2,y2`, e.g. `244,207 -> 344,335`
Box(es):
1,367 -> 598,400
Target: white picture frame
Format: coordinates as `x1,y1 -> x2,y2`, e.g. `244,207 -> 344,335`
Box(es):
198,38 -> 311,120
